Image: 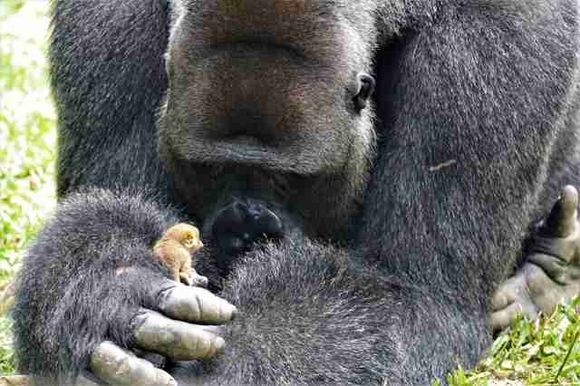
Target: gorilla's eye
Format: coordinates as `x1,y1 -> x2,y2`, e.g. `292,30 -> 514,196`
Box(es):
354,72 -> 376,112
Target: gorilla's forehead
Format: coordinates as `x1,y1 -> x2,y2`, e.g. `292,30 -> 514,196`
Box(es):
173,0 -> 377,19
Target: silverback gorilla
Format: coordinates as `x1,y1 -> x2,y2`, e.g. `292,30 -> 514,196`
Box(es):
12,0 -> 580,385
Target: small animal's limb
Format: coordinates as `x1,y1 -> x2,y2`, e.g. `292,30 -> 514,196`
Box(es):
490,186 -> 580,332
188,270 -> 209,288
179,253 -> 193,285
170,265 -> 182,283
180,272 -> 192,286
179,269 -> 210,288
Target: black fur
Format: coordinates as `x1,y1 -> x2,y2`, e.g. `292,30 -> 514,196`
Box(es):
14,0 -> 580,384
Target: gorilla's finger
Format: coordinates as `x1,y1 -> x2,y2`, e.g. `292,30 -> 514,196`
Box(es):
156,281 -> 237,324
541,185 -> 578,238
490,285 -> 514,312
527,253 -> 570,284
90,341 -> 176,386
489,301 -> 539,333
132,310 -> 226,360
491,275 -> 526,311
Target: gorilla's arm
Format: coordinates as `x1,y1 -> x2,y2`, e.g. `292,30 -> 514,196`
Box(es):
13,189 -> 236,384
357,1 -> 580,378
164,240 -> 485,385
50,0 -> 171,198
13,1 -> 240,382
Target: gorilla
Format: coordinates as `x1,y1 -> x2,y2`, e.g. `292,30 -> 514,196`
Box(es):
12,0 -> 580,384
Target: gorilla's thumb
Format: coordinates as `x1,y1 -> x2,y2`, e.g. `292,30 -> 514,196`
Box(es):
541,185 -> 578,238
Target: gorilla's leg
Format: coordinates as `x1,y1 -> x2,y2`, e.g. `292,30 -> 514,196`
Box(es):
491,186 -> 580,332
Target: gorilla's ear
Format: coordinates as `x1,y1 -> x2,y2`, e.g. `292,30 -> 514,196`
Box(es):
354,72 -> 376,112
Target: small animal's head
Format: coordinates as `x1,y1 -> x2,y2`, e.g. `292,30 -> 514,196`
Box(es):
166,223 -> 204,251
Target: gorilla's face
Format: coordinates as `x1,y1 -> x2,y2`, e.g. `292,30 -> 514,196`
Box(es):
158,0 -> 378,235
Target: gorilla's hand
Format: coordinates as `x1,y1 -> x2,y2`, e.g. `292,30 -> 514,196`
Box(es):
88,278 -> 236,385
490,186 -> 580,332
13,189 -> 236,384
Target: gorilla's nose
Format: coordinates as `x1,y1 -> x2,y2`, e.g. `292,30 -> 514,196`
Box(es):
222,104 -> 279,144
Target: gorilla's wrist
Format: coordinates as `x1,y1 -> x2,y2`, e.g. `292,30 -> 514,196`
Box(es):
53,188 -> 179,247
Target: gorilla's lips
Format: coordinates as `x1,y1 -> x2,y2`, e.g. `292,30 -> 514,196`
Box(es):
161,131 -> 342,175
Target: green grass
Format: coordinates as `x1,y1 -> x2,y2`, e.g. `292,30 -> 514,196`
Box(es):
0,1 -> 578,383
0,0 -> 56,375
445,298 -> 579,385
0,0 -> 56,282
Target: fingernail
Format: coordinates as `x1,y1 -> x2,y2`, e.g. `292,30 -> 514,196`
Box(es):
215,336 -> 226,352
156,370 -> 177,386
166,377 -> 177,386
230,306 -> 239,320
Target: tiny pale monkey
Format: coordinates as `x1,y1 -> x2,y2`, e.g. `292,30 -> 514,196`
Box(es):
153,223 -> 208,287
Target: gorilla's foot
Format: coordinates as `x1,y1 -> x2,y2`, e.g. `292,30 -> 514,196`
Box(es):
490,186 -> 580,332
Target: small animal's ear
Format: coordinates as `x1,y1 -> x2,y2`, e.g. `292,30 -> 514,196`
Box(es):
354,72 -> 376,112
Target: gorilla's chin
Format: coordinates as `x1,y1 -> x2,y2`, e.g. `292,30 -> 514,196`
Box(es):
162,152 -> 370,239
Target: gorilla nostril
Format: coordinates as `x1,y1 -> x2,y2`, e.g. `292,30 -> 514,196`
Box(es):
230,237 -> 244,251
354,72 -> 376,112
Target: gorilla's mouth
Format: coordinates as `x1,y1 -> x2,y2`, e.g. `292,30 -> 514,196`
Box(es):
208,135 -> 278,161
222,134 -> 271,148
174,135 -> 311,173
